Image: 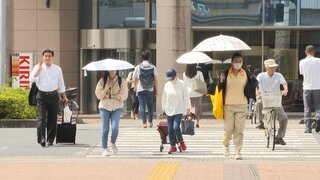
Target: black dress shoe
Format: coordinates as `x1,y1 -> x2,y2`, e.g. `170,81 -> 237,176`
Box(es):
275,137 -> 286,145
47,142 -> 53,146
40,140 -> 46,147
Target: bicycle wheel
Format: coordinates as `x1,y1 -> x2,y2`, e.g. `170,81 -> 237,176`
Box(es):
264,112 -> 271,148
271,110 -> 276,151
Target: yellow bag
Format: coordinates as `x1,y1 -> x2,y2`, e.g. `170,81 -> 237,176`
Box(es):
208,86 -> 224,120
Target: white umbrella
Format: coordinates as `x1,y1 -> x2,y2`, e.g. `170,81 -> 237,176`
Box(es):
223,58 -> 231,64
176,52 -> 214,64
205,59 -> 222,65
192,34 -> 251,52
82,58 -> 134,76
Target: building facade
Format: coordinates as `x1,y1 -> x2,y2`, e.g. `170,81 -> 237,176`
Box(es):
2,0 -> 320,114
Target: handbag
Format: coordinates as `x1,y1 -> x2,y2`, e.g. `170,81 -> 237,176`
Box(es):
181,115 -> 195,135
63,105 -> 72,123
208,85 -> 224,120
193,76 -> 207,95
28,82 -> 38,106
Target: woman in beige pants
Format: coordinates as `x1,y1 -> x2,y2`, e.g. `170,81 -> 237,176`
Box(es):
218,52 -> 257,160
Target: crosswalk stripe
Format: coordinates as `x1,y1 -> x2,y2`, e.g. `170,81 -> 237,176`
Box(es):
85,127 -> 320,159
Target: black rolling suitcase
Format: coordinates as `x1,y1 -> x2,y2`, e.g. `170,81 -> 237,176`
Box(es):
56,121 -> 76,144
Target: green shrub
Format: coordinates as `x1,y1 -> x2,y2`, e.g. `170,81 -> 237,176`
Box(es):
0,86 -> 37,119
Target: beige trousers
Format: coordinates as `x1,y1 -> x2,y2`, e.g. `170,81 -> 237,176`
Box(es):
223,104 -> 247,153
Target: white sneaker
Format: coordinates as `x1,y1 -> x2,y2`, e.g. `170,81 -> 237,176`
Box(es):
111,144 -> 118,154
235,153 -> 242,160
223,146 -> 230,157
102,149 -> 111,156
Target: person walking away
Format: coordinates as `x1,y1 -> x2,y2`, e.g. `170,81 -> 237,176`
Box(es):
255,59 -> 288,145
95,71 -> 128,156
134,50 -> 158,128
126,69 -> 139,120
299,45 -> 320,133
162,68 -> 191,154
30,48 -> 68,147
183,64 -> 205,128
218,52 -> 256,160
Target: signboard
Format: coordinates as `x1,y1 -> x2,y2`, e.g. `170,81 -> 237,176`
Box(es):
11,53 -> 33,89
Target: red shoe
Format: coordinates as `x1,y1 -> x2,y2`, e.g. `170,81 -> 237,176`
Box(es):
168,146 -> 177,154
180,141 -> 187,151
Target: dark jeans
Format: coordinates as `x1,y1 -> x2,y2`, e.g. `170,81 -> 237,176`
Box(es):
166,114 -> 184,147
36,91 -> 59,144
303,89 -> 320,129
129,88 -> 139,114
137,90 -> 154,123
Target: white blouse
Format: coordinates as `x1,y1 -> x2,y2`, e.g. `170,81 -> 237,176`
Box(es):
183,71 -> 205,98
162,79 -> 191,116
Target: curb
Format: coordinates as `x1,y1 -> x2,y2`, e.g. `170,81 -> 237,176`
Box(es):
0,119 -> 38,128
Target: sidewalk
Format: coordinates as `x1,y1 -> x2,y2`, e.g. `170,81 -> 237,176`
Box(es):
1,159 -> 320,180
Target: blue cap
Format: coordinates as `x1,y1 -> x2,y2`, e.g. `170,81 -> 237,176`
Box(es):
166,68 -> 176,81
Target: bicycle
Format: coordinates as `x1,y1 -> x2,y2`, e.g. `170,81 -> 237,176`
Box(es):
247,98 -> 257,124
261,91 -> 282,151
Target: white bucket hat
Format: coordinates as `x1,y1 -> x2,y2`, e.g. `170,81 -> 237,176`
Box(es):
264,59 -> 278,67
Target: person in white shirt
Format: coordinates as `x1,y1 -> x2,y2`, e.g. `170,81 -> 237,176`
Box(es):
162,68 -> 191,154
30,48 -> 68,147
299,45 -> 320,133
133,50 -> 158,128
183,64 -> 205,128
255,59 -> 288,145
126,69 -> 139,120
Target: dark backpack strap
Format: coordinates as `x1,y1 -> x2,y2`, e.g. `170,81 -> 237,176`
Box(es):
118,76 -> 122,87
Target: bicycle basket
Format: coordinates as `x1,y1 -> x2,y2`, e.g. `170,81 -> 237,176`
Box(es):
261,91 -> 282,108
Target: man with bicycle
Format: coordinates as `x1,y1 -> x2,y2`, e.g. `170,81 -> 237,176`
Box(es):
255,59 -> 288,145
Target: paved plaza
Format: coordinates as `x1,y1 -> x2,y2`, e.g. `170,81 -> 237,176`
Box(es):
1,115 -> 320,179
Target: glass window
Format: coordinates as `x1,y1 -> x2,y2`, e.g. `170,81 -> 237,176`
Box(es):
264,0 -> 297,26
98,0 -> 146,28
300,0 -> 320,26
191,0 -> 263,26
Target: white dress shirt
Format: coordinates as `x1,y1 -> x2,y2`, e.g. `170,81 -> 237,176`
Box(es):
299,56 -> 320,90
30,64 -> 66,93
162,79 -> 191,116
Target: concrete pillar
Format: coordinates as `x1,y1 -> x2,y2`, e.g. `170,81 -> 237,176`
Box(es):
156,0 -> 191,113
0,0 -> 6,85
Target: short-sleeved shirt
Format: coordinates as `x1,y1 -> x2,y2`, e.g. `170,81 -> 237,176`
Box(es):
256,72 -> 286,91
133,61 -> 158,92
299,56 -> 320,90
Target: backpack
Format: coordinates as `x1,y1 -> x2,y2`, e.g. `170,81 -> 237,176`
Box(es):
28,82 -> 38,106
139,64 -> 154,89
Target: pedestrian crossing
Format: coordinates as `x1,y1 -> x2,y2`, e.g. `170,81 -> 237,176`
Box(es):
85,125 -> 320,160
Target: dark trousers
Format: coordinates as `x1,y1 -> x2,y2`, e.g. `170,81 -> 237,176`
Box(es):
36,91 -> 59,144
129,88 -> 139,114
137,90 -> 154,123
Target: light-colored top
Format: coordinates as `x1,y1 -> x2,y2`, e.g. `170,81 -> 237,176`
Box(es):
126,71 -> 135,89
162,79 -> 191,116
133,61 -> 158,92
30,64 -> 66,93
299,56 -> 320,90
225,68 -> 247,105
256,72 -> 286,91
95,76 -> 128,111
183,71 -> 205,98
